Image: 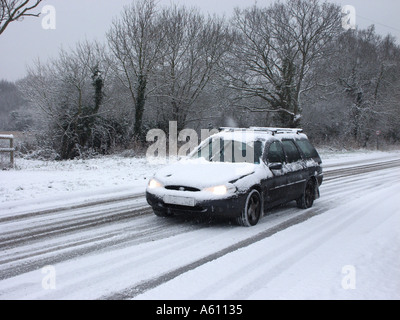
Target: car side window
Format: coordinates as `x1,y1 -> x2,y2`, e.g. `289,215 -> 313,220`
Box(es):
267,141 -> 286,163
281,140 -> 301,163
295,139 -> 319,159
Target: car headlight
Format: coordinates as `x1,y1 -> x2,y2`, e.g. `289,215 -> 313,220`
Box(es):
148,178 -> 164,189
203,184 -> 235,196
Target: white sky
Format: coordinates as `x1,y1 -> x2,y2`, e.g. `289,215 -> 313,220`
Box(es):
0,0 -> 399,82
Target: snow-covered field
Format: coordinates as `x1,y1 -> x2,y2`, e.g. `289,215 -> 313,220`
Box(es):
0,149 -> 399,300
0,156 -> 156,206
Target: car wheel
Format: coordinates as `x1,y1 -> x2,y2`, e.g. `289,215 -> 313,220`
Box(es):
237,189 -> 262,227
153,209 -> 173,217
297,179 -> 315,209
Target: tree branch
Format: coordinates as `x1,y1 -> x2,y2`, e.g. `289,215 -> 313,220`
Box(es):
0,0 -> 42,35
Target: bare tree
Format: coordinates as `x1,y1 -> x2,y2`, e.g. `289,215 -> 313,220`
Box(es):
335,28 -> 400,146
0,0 -> 42,35
19,41 -> 114,159
155,5 -> 233,130
107,0 -> 164,140
0,79 -> 27,130
300,26 -> 400,147
228,0 -> 342,127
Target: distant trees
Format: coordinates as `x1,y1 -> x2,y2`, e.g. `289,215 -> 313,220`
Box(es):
0,0 -> 43,35
0,80 -> 30,130
19,41 -> 118,159
228,0 -> 342,128
302,27 -> 400,147
107,0 -> 164,140
14,0 -> 400,159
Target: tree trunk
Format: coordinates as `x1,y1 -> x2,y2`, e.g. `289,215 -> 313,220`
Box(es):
134,74 -> 147,140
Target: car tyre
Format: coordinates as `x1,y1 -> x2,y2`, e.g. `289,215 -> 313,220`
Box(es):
297,179 -> 315,209
236,189 -> 262,227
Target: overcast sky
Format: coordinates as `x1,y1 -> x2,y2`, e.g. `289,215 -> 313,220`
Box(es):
1,0 -> 400,82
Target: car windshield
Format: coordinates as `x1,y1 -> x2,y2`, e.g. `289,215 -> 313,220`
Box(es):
192,137 -> 264,164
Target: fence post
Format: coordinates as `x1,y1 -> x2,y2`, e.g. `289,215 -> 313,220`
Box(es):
10,136 -> 14,166
0,134 -> 15,168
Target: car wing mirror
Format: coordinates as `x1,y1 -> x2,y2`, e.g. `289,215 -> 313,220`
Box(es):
268,162 -> 283,170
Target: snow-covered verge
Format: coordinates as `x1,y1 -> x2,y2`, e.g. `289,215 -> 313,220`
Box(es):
0,156 -> 163,211
319,148 -> 398,164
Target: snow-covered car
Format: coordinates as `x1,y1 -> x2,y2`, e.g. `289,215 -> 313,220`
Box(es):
146,127 -> 323,227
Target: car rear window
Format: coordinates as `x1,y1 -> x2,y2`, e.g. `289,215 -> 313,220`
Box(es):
295,139 -> 320,159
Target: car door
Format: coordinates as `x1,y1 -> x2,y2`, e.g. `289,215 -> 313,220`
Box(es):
262,140 -> 289,208
281,139 -> 307,201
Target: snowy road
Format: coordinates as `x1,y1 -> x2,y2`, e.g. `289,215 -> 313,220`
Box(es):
0,154 -> 399,300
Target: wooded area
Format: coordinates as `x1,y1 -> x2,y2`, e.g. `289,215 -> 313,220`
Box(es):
1,0 -> 400,159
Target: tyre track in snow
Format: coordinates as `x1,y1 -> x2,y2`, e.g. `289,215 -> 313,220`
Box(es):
323,159 -> 400,182
104,204 -> 331,300
0,157 -> 399,295
0,193 -> 145,224
187,186 -> 398,300
0,200 -> 149,248
0,209 -> 219,280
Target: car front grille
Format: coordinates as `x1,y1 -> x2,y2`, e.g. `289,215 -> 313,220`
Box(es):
165,186 -> 201,192
163,203 -> 207,212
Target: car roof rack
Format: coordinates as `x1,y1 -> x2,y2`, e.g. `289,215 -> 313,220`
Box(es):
219,127 -> 303,135
250,127 -> 303,134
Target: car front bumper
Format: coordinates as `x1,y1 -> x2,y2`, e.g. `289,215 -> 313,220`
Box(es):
146,191 -> 248,218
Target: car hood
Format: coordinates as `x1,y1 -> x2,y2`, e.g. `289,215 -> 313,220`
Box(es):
153,159 -> 256,189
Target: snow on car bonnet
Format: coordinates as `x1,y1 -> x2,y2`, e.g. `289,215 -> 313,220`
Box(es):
154,158 -> 256,189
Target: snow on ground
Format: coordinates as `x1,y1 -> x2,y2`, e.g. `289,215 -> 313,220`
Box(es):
319,148 -> 400,167
0,156 -> 164,213
0,149 -> 399,300
136,181 -> 400,300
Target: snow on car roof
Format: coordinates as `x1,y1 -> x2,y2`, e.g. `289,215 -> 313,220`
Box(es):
214,127 -> 308,142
